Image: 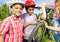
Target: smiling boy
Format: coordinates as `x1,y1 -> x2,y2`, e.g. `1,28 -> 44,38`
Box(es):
0,0 -> 24,42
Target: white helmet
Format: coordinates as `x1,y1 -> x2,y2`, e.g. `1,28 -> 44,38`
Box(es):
6,0 -> 24,7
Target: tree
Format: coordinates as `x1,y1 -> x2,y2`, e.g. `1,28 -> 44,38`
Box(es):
0,3 -> 10,20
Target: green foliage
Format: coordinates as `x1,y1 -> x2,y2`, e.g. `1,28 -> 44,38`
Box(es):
48,10 -> 54,19
42,35 -> 55,42
47,10 -> 54,26
0,3 -> 10,20
36,14 -> 41,19
35,13 -> 43,20
35,9 -> 55,42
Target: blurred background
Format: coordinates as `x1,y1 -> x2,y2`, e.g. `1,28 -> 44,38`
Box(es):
0,0 -> 57,42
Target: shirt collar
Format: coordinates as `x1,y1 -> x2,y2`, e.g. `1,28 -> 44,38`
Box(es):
11,14 -> 21,21
26,12 -> 34,16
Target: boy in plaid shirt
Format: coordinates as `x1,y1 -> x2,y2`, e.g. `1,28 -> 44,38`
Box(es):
0,0 -> 24,42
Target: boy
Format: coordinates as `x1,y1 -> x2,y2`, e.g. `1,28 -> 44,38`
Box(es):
21,0 -> 46,42
21,0 -> 37,42
0,0 -> 24,42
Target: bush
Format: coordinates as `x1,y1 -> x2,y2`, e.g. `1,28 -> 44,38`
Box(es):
0,3 -> 10,21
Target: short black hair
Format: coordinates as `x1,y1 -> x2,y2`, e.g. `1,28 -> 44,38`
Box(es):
10,3 -> 24,8
25,5 -> 35,10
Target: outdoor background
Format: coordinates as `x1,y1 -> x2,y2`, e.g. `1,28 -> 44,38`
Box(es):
0,0 -> 57,42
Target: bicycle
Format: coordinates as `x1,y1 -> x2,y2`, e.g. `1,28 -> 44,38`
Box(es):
28,7 -> 54,42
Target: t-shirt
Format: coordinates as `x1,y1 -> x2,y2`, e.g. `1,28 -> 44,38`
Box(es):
21,13 -> 37,39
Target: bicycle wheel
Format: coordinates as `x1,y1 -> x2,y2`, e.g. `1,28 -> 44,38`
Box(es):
28,22 -> 46,42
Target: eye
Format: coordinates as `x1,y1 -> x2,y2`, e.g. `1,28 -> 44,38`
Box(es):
15,7 -> 18,9
20,8 -> 23,10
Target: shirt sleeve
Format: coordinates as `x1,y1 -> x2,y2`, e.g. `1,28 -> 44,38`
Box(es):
21,14 -> 25,24
34,15 -> 37,21
0,19 -> 9,35
54,19 -> 58,27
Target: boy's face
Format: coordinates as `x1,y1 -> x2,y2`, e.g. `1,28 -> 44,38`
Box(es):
27,7 -> 34,15
11,4 -> 23,16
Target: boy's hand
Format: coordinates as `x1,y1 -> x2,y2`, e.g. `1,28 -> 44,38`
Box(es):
25,34 -> 29,39
39,15 -> 46,20
23,33 -> 29,39
23,21 -> 37,28
33,37 -> 35,40
29,21 -> 37,25
44,21 -> 48,27
0,35 -> 4,42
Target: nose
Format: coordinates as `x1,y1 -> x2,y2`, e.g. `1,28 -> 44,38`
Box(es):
31,10 -> 33,13
17,9 -> 22,13
18,8 -> 21,11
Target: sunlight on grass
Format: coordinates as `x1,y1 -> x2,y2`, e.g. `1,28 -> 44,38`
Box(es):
42,35 -> 55,42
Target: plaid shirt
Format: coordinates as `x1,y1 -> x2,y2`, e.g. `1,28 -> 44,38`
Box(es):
0,14 -> 24,42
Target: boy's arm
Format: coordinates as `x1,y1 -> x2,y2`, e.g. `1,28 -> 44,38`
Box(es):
0,35 -> 4,42
0,20 -> 9,35
44,21 -> 59,31
22,33 -> 29,39
40,3 -> 46,20
23,23 -> 30,28
0,20 -> 9,42
23,21 -> 37,28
